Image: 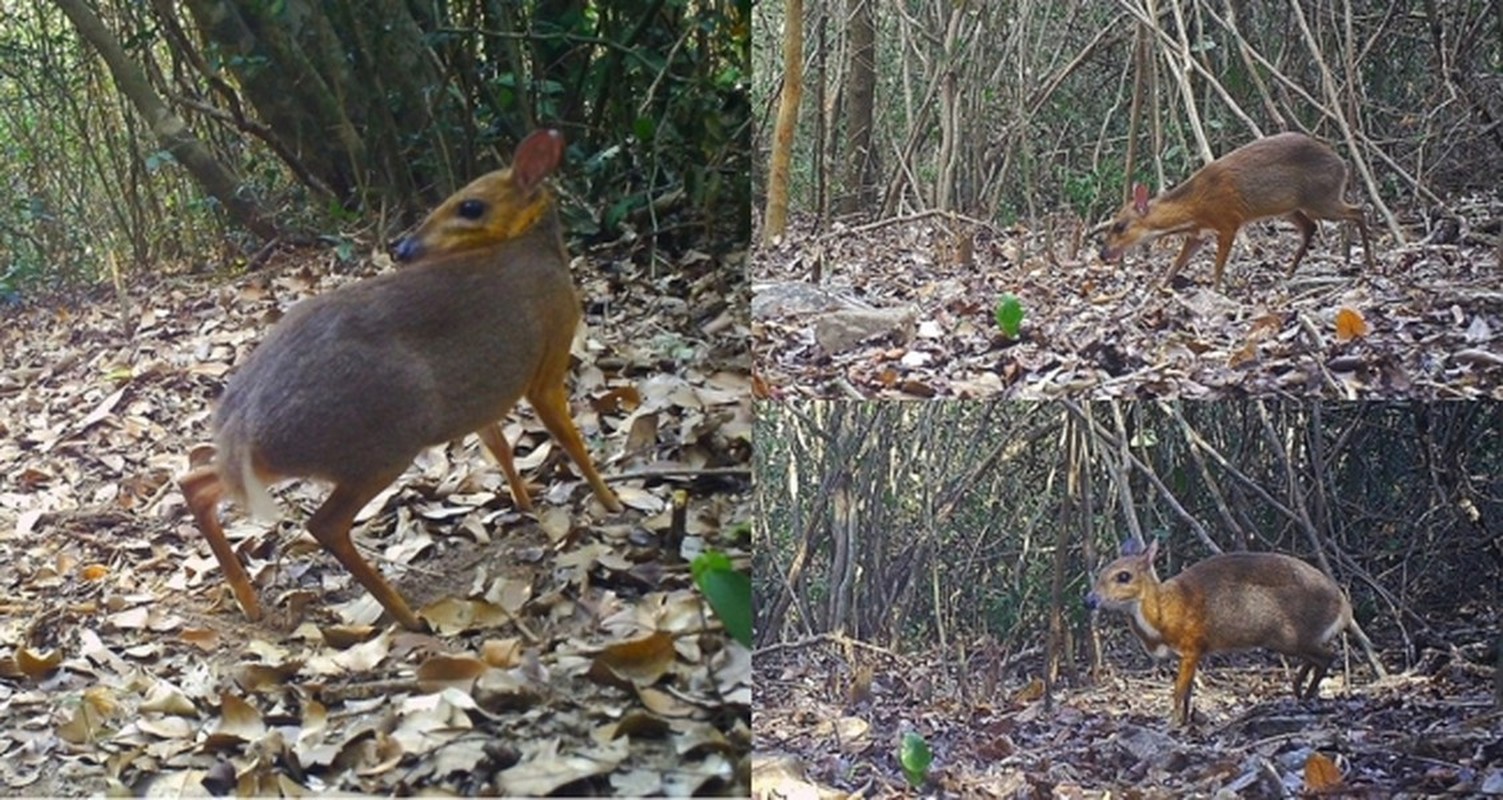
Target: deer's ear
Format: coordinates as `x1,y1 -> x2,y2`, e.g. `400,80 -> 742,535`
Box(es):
512,130 -> 565,190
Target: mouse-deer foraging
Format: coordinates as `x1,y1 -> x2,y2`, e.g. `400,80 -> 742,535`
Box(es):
1097,132 -> 1376,289
179,129 -> 622,632
1086,538 -> 1354,725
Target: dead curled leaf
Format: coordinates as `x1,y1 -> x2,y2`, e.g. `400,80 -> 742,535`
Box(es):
1335,307 -> 1369,341
56,687 -> 121,744
480,638 -> 524,667
320,624 -> 380,649
16,646 -> 63,679
233,661 -> 303,692
498,738 -> 627,797
415,654 -> 488,693
75,386 -> 127,433
329,629 -> 392,672
599,709 -> 671,739
592,384 -> 642,414
139,681 -> 197,716
212,691 -> 267,742
1304,751 -> 1344,792
474,666 -> 545,713
419,597 -> 512,635
588,631 -> 677,688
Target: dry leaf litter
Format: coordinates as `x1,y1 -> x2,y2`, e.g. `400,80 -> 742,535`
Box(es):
754,203 -> 1503,399
0,239 -> 752,796
753,611 -> 1503,798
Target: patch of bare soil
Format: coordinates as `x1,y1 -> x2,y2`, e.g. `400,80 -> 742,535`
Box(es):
754,201 -> 1503,399
752,618 -> 1502,798
0,240 -> 752,796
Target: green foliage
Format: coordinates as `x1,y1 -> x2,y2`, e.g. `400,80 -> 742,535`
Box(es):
691,551 -> 752,646
455,0 -> 751,252
1061,171 -> 1098,217
323,199 -> 361,226
144,149 -> 176,172
1060,161 -> 1126,220
898,731 -> 933,788
0,259 -> 40,299
986,593 -> 1021,638
1129,427 -> 1160,448
994,294 -> 1024,339
0,190 -> 99,295
318,235 -> 357,264
1,1 -> 748,297
1168,463 -> 1190,496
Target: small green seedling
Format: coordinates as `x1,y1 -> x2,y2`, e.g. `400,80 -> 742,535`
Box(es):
899,731 -> 933,788
691,551 -> 751,646
995,293 -> 1024,339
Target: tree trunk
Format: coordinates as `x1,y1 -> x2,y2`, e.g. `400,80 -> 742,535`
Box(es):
177,0 -> 449,208
55,0 -> 279,241
762,0 -> 803,244
836,0 -> 876,214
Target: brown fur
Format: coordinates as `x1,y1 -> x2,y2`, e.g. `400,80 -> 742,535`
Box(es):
1086,539 -> 1353,725
1099,132 -> 1376,289
179,131 -> 622,632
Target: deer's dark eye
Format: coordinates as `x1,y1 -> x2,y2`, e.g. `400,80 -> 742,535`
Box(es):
1114,570 -> 1132,584
458,199 -> 486,220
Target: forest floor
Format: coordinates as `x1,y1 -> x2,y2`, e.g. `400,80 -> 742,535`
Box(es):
751,612 -> 1503,799
753,199 -> 1503,400
0,239 -> 752,796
